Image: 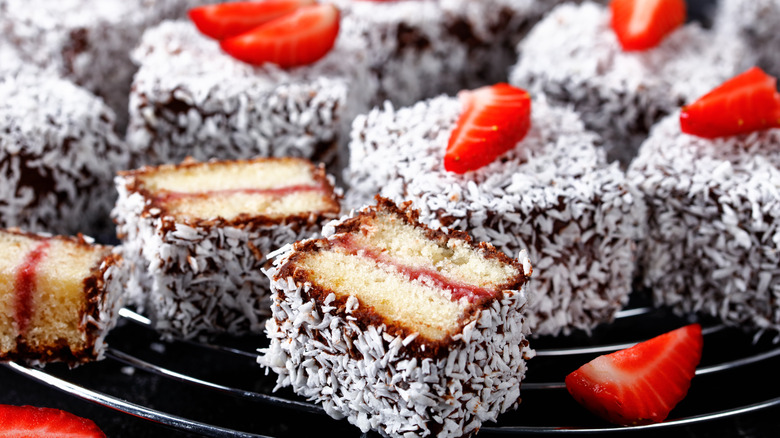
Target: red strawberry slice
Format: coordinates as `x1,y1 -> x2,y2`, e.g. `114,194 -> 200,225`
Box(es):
610,0 -> 686,51
680,67 -> 780,139
444,83 -> 531,174
565,324 -> 703,426
0,404 -> 106,437
189,0 -> 315,41
220,3 -> 340,68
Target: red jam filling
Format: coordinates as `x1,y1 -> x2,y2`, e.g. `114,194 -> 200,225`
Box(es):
14,241 -> 49,335
333,235 -> 499,303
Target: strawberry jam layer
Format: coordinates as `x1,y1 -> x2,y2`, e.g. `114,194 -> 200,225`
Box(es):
14,241 -> 49,335
332,235 -> 498,303
153,183 -> 329,202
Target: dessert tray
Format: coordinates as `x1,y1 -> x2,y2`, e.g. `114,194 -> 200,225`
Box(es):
4,293 -> 780,437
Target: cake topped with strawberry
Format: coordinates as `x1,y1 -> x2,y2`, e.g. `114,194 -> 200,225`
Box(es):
510,0 -> 752,166
346,83 -> 645,336
628,67 -> 780,339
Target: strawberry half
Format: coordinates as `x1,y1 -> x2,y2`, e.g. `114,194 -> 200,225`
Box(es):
220,3 -> 340,68
565,324 -> 703,426
680,67 -> 780,139
0,404 -> 106,437
189,0 -> 315,40
444,83 -> 531,174
189,0 -> 316,41
610,0 -> 686,51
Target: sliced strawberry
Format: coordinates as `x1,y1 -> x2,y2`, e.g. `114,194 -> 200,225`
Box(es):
444,83 -> 531,174
189,0 -> 315,40
610,0 -> 686,51
565,324 -> 703,426
0,405 -> 106,437
220,3 -> 340,68
680,67 -> 780,139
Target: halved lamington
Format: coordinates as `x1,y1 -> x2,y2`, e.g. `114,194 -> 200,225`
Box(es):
0,229 -> 124,366
0,72 -> 130,237
113,157 -> 341,339
713,0 -> 780,78
260,198 -> 533,438
628,115 -> 780,339
0,0 -> 216,129
509,1 -> 750,165
346,90 -> 644,336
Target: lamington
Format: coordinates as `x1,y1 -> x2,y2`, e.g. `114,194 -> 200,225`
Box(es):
628,114 -> 780,340
329,0 -> 573,108
509,1 -> 750,165
0,0 -> 215,130
112,157 -> 341,339
0,228 -> 124,366
0,71 -> 131,237
126,0 -> 574,168
259,198 -> 533,438
713,0 -> 780,78
345,89 -> 644,336
126,16 -> 353,168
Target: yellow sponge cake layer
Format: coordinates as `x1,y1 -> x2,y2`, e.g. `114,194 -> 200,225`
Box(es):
343,209 -> 520,290
0,229 -> 120,364
295,250 -> 467,340
27,239 -> 110,354
163,190 -> 337,221
124,157 -> 340,222
0,232 -> 39,353
139,158 -> 318,193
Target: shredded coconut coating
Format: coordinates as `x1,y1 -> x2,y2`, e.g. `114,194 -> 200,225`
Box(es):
345,94 -> 644,336
628,115 -> 780,341
0,43 -> 27,76
259,222 -> 534,438
0,0 -> 214,129
127,20 -> 353,168
509,1 -> 751,166
713,0 -> 780,78
0,74 -> 130,237
90,249 -> 128,363
112,174 -> 340,340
